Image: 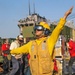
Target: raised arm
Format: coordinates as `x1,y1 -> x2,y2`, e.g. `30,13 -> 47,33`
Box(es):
63,6 -> 74,20
48,6 -> 74,55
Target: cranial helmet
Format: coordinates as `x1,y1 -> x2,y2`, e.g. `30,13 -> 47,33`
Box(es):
34,21 -> 51,36
39,22 -> 50,30
19,35 -> 23,38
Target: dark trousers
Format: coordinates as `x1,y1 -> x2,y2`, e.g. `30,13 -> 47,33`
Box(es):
9,56 -> 19,75
68,57 -> 75,75
3,56 -> 9,71
24,66 -> 31,75
15,58 -> 23,75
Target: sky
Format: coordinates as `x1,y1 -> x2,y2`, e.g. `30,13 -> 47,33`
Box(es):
0,0 -> 75,38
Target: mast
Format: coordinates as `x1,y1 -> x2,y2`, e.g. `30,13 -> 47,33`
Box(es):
33,0 -> 35,14
28,0 -> 31,15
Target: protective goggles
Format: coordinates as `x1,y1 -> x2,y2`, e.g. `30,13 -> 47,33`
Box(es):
34,25 -> 44,31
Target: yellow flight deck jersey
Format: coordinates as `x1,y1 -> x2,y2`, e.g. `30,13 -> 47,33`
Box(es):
11,18 -> 66,75
11,18 -> 66,55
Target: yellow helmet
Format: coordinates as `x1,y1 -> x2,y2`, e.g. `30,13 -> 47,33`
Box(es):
39,22 -> 50,30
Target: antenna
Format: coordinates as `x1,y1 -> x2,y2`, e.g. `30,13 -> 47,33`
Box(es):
28,0 -> 31,15
33,0 -> 35,14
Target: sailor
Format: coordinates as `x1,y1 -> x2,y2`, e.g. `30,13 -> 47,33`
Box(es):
10,7 -> 73,75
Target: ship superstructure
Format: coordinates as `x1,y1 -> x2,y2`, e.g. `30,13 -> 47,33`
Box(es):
18,13 -> 50,42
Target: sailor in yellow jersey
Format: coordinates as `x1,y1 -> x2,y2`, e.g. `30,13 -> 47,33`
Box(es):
11,7 -> 73,75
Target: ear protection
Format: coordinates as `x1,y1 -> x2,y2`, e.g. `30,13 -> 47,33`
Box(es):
33,25 -> 51,36
44,28 -> 51,36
